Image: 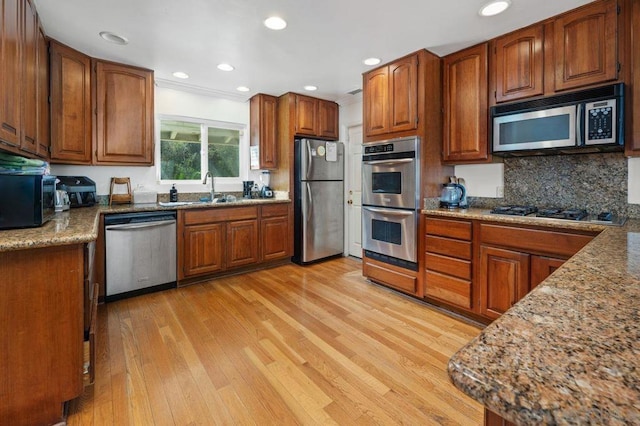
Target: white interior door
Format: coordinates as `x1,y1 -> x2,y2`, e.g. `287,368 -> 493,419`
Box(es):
346,125 -> 362,258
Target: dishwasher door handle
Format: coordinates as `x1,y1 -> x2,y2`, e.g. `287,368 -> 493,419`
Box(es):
105,220 -> 176,231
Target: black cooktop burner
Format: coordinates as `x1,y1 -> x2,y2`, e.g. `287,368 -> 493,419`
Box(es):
490,205 -> 538,216
536,208 -> 589,221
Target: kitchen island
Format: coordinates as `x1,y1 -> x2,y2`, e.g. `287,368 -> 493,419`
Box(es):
431,208 -> 640,424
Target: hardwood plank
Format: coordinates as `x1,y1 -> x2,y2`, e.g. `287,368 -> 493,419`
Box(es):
67,257 -> 483,425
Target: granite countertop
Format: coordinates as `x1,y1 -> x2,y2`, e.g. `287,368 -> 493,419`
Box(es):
0,198 -> 290,252
431,208 -> 640,424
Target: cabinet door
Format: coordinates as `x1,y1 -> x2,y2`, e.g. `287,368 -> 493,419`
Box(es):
36,25 -> 49,158
389,55 -> 418,133
183,223 -> 225,277
553,0 -> 618,91
250,94 -> 278,169
94,61 -> 154,164
363,66 -> 389,136
20,0 -> 38,155
227,219 -> 259,268
530,255 -> 565,290
318,100 -> 339,140
261,216 -> 289,261
479,245 -> 530,320
443,44 -> 489,163
294,94 -> 318,136
0,0 -> 21,148
49,41 -> 92,164
494,26 -> 544,103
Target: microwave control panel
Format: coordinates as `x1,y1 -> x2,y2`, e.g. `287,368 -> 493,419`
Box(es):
585,99 -> 616,145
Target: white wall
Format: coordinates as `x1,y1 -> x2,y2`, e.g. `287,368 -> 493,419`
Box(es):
453,163 -> 504,198
50,86 -> 261,196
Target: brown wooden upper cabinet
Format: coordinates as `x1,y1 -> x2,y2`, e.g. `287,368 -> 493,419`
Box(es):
0,0 -> 22,150
250,93 -> 278,169
493,25 -> 544,103
363,53 -> 418,138
93,60 -> 154,165
0,0 -> 47,158
37,25 -> 50,159
443,43 -> 489,163
50,41 -> 93,164
553,0 -> 618,92
293,94 -> 339,140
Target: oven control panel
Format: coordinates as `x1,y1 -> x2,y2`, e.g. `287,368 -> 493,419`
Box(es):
585,99 -> 616,145
364,144 -> 394,154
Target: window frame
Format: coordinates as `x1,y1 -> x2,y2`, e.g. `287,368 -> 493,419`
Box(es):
155,114 -> 248,189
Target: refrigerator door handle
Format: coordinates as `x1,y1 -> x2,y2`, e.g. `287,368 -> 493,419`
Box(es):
306,182 -> 313,221
306,139 -> 313,180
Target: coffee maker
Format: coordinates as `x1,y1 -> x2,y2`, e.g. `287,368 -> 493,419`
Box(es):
260,171 -> 274,198
242,181 -> 254,198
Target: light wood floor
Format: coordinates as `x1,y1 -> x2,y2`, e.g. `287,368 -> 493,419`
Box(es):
68,257 -> 483,425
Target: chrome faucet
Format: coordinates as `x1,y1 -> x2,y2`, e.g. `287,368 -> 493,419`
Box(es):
203,171 -> 215,201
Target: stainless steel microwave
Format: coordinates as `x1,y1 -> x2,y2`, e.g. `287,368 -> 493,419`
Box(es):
491,83 -> 624,155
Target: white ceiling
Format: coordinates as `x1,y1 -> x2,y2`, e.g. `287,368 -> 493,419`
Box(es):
34,0 -> 594,103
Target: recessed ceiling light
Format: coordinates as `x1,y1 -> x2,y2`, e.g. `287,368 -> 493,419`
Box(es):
99,31 -> 129,45
236,86 -> 250,92
304,85 -> 318,91
172,71 -> 189,79
363,57 -> 381,66
264,16 -> 287,30
217,63 -> 235,72
479,0 -> 511,16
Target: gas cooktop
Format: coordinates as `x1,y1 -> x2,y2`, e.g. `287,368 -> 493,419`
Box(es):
489,205 -> 626,225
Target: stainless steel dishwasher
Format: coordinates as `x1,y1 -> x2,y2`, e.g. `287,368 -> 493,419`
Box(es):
104,211 -> 177,302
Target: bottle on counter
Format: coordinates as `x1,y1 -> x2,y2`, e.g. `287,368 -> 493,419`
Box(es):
169,184 -> 178,202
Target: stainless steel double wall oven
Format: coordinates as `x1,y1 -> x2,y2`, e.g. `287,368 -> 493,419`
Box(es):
362,136 -> 420,270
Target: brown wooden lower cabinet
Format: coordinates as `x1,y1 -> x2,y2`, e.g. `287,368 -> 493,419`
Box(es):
479,245 -> 530,320
0,243 -> 87,426
530,255 -> 566,290
227,219 -> 259,268
422,215 -> 597,322
485,409 -> 516,426
363,255 -> 419,295
178,203 -> 291,283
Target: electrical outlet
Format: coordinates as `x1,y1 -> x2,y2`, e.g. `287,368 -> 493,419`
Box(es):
496,186 -> 504,198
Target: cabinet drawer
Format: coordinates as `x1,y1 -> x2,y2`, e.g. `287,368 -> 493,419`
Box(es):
479,223 -> 595,258
425,270 -> 472,309
363,259 -> 417,294
425,253 -> 471,280
425,235 -> 472,260
425,218 -> 472,240
261,203 -> 289,218
183,206 -> 258,225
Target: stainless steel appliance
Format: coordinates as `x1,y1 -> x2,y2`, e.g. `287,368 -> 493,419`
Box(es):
0,174 -> 56,229
56,176 -> 97,207
105,211 -> 177,302
293,138 -> 344,264
492,83 -> 624,156
362,136 -> 419,270
439,179 -> 467,209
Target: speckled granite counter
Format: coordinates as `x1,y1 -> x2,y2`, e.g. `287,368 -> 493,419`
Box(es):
0,199 -> 290,252
428,208 -> 640,424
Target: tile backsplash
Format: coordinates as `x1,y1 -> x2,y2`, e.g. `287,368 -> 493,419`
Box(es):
503,152 -> 628,216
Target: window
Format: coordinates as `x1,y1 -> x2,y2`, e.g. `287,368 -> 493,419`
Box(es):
157,115 -> 246,184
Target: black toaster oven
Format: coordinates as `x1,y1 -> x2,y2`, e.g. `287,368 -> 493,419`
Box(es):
0,174 -> 56,229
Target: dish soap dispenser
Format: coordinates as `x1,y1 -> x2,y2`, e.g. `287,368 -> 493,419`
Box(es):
169,184 -> 178,202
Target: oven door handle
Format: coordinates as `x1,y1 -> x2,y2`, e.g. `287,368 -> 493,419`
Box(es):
362,158 -> 414,166
363,206 -> 414,216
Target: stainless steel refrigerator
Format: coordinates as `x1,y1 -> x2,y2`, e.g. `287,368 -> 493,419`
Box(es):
293,138 -> 344,264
